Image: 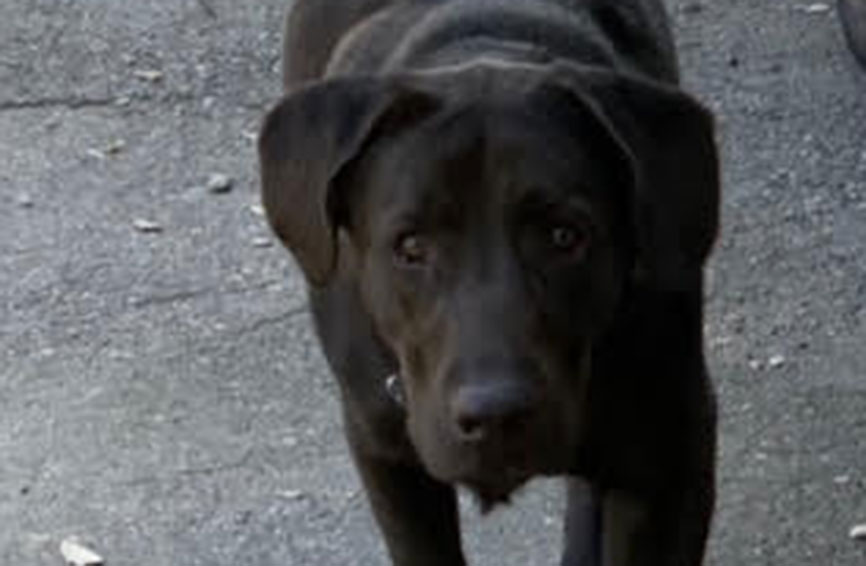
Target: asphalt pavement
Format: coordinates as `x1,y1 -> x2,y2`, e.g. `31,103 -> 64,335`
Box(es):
1,1 -> 864,565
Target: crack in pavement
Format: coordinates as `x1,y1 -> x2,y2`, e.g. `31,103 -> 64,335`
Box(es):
0,90 -> 212,114
196,0 -> 218,19
130,279 -> 284,310
117,449 -> 254,488
230,306 -> 309,337
0,96 -> 115,112
131,287 -> 219,309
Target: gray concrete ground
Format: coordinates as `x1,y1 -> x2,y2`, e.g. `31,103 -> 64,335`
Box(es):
1,0 -> 864,565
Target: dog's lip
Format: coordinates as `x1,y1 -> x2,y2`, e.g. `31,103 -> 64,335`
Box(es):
459,467 -> 533,511
458,464 -> 532,491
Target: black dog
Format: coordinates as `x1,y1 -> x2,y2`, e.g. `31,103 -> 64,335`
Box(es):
840,0 -> 866,69
259,1 -> 720,564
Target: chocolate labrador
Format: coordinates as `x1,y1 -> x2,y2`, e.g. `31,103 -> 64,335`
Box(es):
259,1 -> 720,565
840,0 -> 866,69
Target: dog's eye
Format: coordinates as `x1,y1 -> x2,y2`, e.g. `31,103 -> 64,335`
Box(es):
394,232 -> 432,267
549,224 -> 590,258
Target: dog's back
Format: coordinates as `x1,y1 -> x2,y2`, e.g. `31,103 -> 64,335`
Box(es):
283,0 -> 679,89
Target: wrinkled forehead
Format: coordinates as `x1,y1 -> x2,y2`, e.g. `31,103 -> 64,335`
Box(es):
360,102 -> 627,224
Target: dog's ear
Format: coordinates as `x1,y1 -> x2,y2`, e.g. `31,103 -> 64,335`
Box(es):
259,78 -> 439,285
547,65 -> 720,289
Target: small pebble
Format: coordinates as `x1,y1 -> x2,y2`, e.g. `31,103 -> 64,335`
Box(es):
133,218 -> 163,233
133,69 -> 164,82
802,3 -> 831,13
249,203 -> 266,217
60,538 -> 104,566
768,355 -> 786,369
17,193 -> 34,208
86,139 -> 125,160
104,139 -> 126,155
279,489 -> 305,501
252,237 -> 273,248
850,524 -> 866,540
207,173 -> 233,194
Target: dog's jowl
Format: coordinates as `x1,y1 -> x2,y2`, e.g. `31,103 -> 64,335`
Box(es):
259,1 -> 720,565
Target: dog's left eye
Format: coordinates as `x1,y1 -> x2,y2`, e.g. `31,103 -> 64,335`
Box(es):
549,224 -> 590,258
394,232 -> 433,267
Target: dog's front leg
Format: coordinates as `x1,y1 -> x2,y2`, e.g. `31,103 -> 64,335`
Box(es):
347,438 -> 466,566
561,477 -> 602,566
600,481 -> 714,566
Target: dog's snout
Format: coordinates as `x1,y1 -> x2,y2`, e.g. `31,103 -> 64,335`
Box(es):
451,379 -> 538,443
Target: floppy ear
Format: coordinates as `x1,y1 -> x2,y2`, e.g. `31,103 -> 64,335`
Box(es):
549,64 -> 720,289
259,77 -> 438,285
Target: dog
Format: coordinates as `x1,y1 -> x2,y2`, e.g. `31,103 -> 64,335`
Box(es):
259,1 -> 720,564
840,0 -> 866,69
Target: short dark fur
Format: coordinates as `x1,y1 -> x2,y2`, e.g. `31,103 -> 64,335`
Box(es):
259,1 -> 720,565
839,0 -> 866,69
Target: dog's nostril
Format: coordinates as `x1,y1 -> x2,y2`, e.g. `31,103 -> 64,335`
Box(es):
451,380 -> 537,443
456,414 -> 487,442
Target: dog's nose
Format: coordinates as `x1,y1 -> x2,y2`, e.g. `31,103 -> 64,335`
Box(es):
451,380 -> 537,443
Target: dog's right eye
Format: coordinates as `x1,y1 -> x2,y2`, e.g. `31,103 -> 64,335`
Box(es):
549,224 -> 590,258
393,232 -> 432,267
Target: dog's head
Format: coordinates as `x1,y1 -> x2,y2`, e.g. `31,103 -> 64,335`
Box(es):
260,63 -> 718,507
